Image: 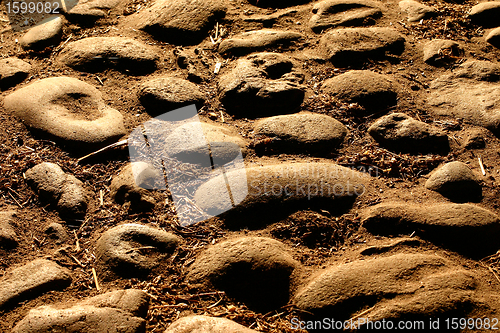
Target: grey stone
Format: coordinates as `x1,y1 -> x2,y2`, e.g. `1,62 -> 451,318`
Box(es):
425,161 -> 482,201
12,289 -> 148,333
486,27 -> 500,48
322,70 -> 399,111
3,77 -> 126,146
0,259 -> 72,309
133,0 -> 227,45
253,113 -> 348,153
58,37 -> 159,74
469,2 -> 500,28
367,113 -> 449,153
219,29 -> 304,56
186,236 -> 300,311
20,16 -> 63,50
164,316 -> 258,332
96,223 -> 179,280
423,39 -> 462,66
361,202 -> 500,257
25,162 -> 88,219
0,210 -> 17,248
319,27 -> 405,66
310,0 -> 382,32
427,60 -> 500,133
399,0 -> 435,22
110,162 -> 160,211
218,52 -> 305,117
0,57 -> 31,90
294,253 -> 480,322
138,77 -> 206,116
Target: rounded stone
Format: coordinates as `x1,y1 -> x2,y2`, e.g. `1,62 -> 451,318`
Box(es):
425,161 -> 481,201
20,16 -> 63,50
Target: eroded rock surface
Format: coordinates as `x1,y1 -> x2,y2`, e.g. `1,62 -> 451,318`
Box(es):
399,0 -> 435,22
423,39 -> 462,66
3,77 -> 126,146
0,210 -> 18,248
219,29 -> 304,55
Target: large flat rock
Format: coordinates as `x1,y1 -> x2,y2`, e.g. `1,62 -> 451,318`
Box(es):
0,259 -> 72,309
3,77 -> 126,147
361,202 -> 500,257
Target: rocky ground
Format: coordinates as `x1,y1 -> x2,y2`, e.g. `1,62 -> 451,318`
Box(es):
1,0 -> 500,331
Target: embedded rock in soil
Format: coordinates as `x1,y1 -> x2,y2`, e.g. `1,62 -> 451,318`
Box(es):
186,236 -> 300,311
0,210 -> 17,248
367,113 -> 449,154
12,289 -> 149,333
399,0 -> 435,22
253,113 -> 348,154
218,29 -> 304,56
247,0 -> 312,8
294,253 -> 480,323
462,128 -> 488,149
0,259 -> 72,308
321,70 -> 399,112
218,52 -> 305,117
423,39 -> 462,66
425,161 -> 482,202
19,16 -> 63,50
138,77 -> 206,115
486,27 -> 500,48
319,27 -> 405,66
133,0 -> 227,45
0,57 -> 31,90
174,48 -> 212,83
3,76 -> 126,146
361,202 -> 500,257
469,2 -> 500,28
193,162 -> 369,226
63,0 -> 121,21
164,122 -> 246,166
427,60 -> 500,133
110,162 -> 160,211
96,223 -> 179,280
58,37 -> 159,74
25,162 -> 88,219
44,223 -> 69,244
309,0 -> 382,33
164,315 -> 258,332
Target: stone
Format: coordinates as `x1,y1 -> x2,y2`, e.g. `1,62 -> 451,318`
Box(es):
3,77 -> 126,146
63,0 -> 121,21
253,113 -> 348,154
12,289 -> 149,333
462,128 -> 487,149
0,211 -> 18,248
399,0 -> 435,22
164,316 -> 258,332
138,77 -> 206,116
309,0 -> 382,32
319,27 -> 405,66
174,48 -> 212,83
361,202 -> 500,257
44,223 -> 69,244
193,162 -> 369,226
247,0 -> 312,8
469,2 -> 500,28
133,0 -> 227,45
425,161 -> 482,201
321,70 -> 399,111
427,60 -> 500,133
218,52 -> 305,117
423,39 -> 462,66
186,236 -> 300,311
25,162 -> 88,220
367,113 -> 449,153
294,253 -> 481,322
96,223 -> 179,280
218,29 -> 304,56
110,162 -> 160,211
486,27 -> 500,48
19,16 -> 63,50
58,37 -> 159,74
0,259 -> 72,308
0,57 -> 31,90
